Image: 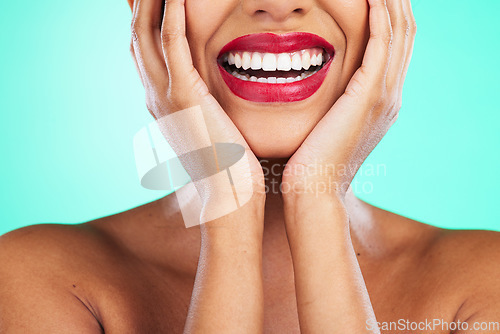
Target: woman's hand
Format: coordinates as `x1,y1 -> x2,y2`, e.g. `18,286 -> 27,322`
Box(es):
283,0 -> 416,203
281,0 -> 416,333
130,0 -> 265,225
129,0 -> 265,332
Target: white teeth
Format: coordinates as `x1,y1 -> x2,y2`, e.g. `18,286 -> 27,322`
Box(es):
227,48 -> 327,83
317,53 -> 323,66
242,52 -> 251,70
262,53 -> 277,71
228,53 -> 235,66
310,54 -> 317,66
250,52 -> 262,70
277,53 -> 292,71
302,52 -> 311,70
232,70 -> 247,81
291,53 -> 302,71
231,71 -> 309,84
234,53 -> 242,68
226,49 -> 326,71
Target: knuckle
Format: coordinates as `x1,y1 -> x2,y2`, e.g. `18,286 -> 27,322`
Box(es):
374,89 -> 394,111
345,76 -> 367,99
383,27 -> 394,46
410,20 -> 418,35
161,30 -> 182,46
393,99 -> 403,113
401,19 -> 411,37
404,26 -> 411,38
145,94 -> 161,119
373,97 -> 387,111
130,20 -> 146,42
389,15 -> 399,29
145,102 -> 155,118
389,111 -> 399,126
372,28 -> 393,47
375,0 -> 388,9
369,90 -> 386,110
391,15 -> 406,31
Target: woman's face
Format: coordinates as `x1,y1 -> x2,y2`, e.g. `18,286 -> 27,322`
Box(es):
185,0 -> 370,158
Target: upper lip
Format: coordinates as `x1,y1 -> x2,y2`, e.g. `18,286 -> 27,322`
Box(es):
217,32 -> 335,59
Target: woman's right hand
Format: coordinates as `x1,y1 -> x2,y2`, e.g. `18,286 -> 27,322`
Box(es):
129,1 -> 265,332
129,0 -> 265,228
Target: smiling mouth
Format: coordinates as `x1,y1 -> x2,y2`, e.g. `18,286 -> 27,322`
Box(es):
218,48 -> 331,84
217,32 -> 335,103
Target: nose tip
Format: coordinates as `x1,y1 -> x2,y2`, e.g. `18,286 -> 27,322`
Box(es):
243,0 -> 312,22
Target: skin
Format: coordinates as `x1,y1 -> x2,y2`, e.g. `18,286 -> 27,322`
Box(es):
1,0 -> 500,333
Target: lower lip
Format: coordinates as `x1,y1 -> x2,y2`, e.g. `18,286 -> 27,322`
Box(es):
218,59 -> 333,103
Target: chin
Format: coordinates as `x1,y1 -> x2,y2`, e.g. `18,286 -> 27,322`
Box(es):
230,112 -> 314,158
248,136 -> 302,159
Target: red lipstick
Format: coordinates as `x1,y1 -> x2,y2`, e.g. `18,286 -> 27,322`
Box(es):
217,32 -> 335,103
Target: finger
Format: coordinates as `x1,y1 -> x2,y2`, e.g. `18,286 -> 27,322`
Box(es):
127,0 -> 134,10
397,0 -> 417,103
132,0 -> 139,14
161,0 -> 196,83
161,0 -> 210,108
385,0 -> 410,91
130,42 -> 145,86
131,0 -> 167,87
343,0 -> 393,106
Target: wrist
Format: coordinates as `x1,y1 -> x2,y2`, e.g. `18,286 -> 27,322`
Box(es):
201,193 -> 265,244
282,183 -> 346,211
200,227 -> 263,262
281,170 -> 350,202
283,192 -> 350,236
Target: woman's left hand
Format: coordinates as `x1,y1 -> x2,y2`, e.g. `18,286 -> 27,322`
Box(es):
283,0 -> 416,202
282,1 -> 416,333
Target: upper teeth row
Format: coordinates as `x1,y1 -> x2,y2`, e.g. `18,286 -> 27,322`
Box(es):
224,48 -> 325,72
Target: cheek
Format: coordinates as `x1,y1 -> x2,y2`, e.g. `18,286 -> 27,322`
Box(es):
185,0 -> 212,74
185,0 -> 218,38
320,0 -> 370,51
185,0 -> 237,77
319,0 -> 370,81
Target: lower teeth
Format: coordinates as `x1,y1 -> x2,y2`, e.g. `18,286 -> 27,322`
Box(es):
229,70 -> 318,83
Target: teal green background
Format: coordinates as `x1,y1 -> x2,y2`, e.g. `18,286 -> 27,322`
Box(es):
0,1 -> 499,235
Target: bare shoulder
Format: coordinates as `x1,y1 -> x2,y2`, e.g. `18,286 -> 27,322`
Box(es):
0,201 -> 191,333
0,222 -> 114,254
373,206 -> 500,325
392,213 -> 500,284
0,223 -> 111,333
0,222 -> 123,278
427,227 -> 500,276
379,206 -> 500,278
419,226 -> 500,323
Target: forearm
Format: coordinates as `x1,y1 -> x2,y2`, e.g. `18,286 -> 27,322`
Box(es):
183,201 -> 265,334
284,194 -> 379,334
